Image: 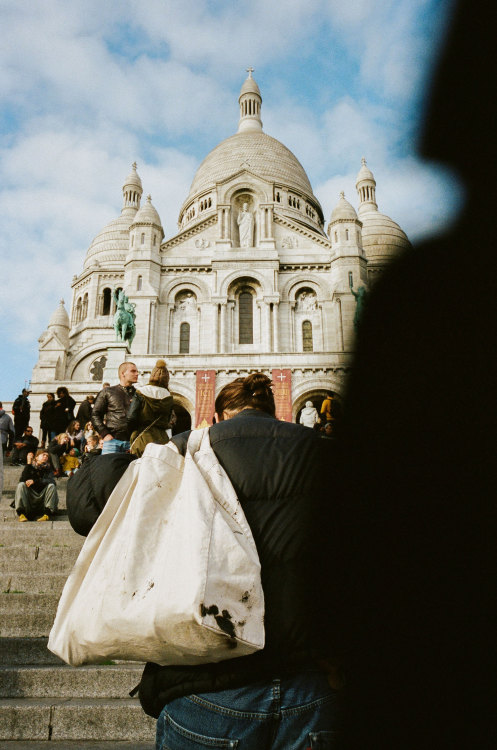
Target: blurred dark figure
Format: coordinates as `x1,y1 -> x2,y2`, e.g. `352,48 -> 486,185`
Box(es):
332,2 -> 496,748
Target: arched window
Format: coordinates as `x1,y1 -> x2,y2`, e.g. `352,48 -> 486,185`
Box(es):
102,288 -> 112,315
141,233 -> 145,245
137,276 -> 142,291
239,291 -> 253,344
302,320 -> 313,352
179,322 -> 190,353
75,298 -> 82,324
82,293 -> 88,319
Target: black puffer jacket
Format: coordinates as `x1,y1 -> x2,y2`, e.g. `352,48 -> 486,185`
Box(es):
66,452 -> 137,536
138,409 -> 334,718
92,384 -> 135,440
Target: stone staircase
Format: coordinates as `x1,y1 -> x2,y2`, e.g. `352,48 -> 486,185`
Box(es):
0,464 -> 155,748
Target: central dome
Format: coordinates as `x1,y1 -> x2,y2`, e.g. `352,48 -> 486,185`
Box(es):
187,131 -> 314,200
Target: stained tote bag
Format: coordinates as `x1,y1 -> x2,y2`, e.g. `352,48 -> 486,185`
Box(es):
48,428 -> 265,666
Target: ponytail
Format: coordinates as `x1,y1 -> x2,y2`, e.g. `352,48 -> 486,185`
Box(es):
215,372 -> 275,418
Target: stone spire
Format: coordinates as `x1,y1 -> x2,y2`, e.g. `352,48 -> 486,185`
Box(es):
237,68 -> 263,133
356,157 -> 378,214
122,162 -> 143,215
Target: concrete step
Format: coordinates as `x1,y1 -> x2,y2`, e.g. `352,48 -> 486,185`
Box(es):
0,698 -> 156,742
0,545 -> 81,574
0,743 -> 154,749
0,572 -> 68,595
0,524 -> 81,548
1,592 -> 63,614
0,742 -> 155,749
0,638 -> 64,665
0,611 -> 57,638
0,665 -> 144,699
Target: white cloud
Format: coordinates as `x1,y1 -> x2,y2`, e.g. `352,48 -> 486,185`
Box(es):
0,0 -> 461,398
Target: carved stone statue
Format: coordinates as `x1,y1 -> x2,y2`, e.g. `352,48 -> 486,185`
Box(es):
237,203 -> 254,247
178,292 -> 197,310
351,285 -> 368,331
113,289 -> 136,346
298,290 -> 317,311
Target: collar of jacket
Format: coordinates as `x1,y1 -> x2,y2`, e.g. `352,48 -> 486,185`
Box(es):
231,409 -> 275,420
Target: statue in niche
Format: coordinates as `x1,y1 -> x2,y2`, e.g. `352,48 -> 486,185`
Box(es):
113,288 -> 136,346
351,285 -> 368,331
237,202 -> 254,247
298,291 -> 317,311
178,292 -> 197,311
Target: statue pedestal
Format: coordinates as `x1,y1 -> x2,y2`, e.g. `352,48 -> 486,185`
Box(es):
102,342 -> 130,386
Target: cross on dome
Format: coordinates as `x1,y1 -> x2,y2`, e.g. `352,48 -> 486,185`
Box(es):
246,66 -> 254,77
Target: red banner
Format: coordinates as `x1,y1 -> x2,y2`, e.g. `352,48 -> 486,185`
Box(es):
272,369 -> 293,422
195,370 -> 216,428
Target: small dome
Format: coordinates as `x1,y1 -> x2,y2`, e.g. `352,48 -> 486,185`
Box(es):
132,195 -> 162,227
49,299 -> 69,329
239,72 -> 261,98
356,157 -> 376,186
84,214 -> 133,269
360,210 -> 411,259
123,162 -> 142,190
330,192 -> 358,222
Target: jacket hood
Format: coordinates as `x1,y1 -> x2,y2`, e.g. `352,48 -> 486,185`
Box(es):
301,406 -> 317,415
138,385 -> 171,399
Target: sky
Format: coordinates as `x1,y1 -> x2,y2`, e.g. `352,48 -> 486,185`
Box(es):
0,0 -> 462,401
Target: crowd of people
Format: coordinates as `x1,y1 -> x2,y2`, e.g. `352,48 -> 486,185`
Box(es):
2,368 -> 339,528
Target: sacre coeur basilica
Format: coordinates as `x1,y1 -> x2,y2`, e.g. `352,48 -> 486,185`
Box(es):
30,70 -> 410,429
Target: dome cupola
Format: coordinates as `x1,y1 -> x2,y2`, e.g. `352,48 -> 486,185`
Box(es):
122,162 -> 143,215
238,67 -> 263,133
356,157 -> 377,213
329,192 -> 359,223
355,159 -> 410,262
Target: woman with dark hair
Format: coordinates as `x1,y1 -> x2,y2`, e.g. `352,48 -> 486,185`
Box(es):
127,359 -> 174,457
138,372 -> 337,749
65,420 -> 84,451
52,387 -> 76,435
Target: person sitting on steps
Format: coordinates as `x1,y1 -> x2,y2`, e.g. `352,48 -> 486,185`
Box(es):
14,448 -> 59,522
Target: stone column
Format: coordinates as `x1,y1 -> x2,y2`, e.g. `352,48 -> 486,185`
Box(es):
336,298 -> 344,352
263,301 -> 271,351
290,301 -> 296,352
273,301 -> 279,353
220,302 -> 227,354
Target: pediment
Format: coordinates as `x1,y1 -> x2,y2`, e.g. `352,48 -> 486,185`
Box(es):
38,331 -> 67,351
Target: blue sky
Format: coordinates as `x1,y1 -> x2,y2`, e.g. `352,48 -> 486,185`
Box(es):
0,0 -> 461,401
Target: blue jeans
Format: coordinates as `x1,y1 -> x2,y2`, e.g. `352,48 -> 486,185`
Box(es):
101,438 -> 130,455
156,670 -> 337,749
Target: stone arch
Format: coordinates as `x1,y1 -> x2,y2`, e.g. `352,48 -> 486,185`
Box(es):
292,374 -> 345,421
220,269 -> 266,298
282,274 -> 329,303
68,346 -> 112,381
161,276 -> 210,305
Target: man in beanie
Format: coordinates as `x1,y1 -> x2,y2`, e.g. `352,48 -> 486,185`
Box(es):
92,362 -> 138,455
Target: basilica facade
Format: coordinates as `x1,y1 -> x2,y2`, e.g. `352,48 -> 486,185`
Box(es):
31,71 -> 410,429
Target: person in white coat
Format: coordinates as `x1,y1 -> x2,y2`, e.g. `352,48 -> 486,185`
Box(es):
299,400 -> 320,429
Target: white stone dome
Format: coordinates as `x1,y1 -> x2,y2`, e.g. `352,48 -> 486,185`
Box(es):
123,162 -> 142,190
330,192 -> 358,222
186,131 -> 314,201
132,195 -> 162,227
360,210 -> 411,259
48,299 -> 69,329
84,213 -> 134,269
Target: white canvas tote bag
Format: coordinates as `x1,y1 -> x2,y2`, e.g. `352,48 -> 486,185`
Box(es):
48,428 -> 265,666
